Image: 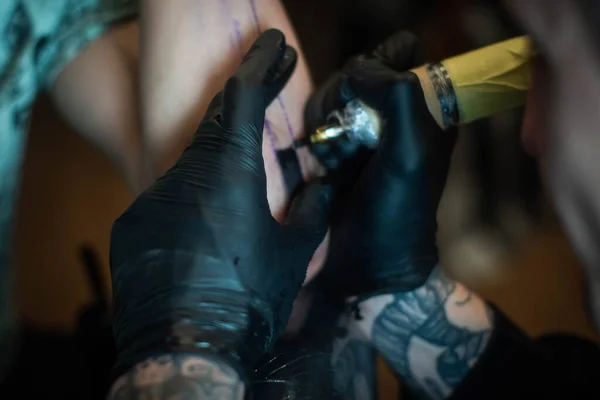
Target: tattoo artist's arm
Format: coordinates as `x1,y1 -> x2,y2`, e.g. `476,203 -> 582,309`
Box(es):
345,266 -> 493,399
107,354 -> 245,399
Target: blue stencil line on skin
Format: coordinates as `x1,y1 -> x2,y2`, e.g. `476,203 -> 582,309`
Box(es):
248,0 -> 297,143
221,0 -> 278,155
248,0 -> 303,194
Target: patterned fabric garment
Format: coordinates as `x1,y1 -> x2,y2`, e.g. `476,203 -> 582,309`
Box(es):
0,0 -> 137,374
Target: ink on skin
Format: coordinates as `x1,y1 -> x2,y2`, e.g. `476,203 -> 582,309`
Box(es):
233,19 -> 243,50
248,0 -> 261,37
219,0 -> 244,56
248,0 -> 299,146
277,95 -> 297,143
263,119 -> 280,158
246,0 -> 304,194
221,0 -> 280,158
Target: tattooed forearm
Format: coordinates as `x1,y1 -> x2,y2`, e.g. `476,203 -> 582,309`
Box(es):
108,354 -> 245,400
346,266 -> 494,399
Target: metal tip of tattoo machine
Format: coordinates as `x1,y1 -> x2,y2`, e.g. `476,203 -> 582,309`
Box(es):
294,125 -> 348,148
307,99 -> 381,148
310,125 -> 348,144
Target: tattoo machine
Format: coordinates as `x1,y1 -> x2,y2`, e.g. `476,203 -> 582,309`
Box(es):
297,36 -> 534,149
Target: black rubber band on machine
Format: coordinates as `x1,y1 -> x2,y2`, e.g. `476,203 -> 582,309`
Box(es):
276,147 -> 304,195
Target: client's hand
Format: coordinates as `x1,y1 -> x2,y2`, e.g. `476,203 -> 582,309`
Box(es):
109,29 -> 331,375
305,32 -> 456,299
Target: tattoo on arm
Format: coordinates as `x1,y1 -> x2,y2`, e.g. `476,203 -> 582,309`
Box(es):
373,267 -> 492,398
345,266 -> 493,399
108,354 -> 245,400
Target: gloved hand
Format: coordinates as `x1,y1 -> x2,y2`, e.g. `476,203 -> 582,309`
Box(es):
305,32 -> 456,299
110,29 -> 331,376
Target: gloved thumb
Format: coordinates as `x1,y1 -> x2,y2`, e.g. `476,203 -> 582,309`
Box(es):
372,31 -> 425,71
283,179 -> 332,249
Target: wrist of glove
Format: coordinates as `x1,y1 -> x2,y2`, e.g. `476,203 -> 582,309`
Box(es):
111,251 -> 271,378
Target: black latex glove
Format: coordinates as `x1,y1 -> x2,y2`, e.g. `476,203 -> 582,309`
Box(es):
110,29 -> 331,376
305,32 -> 456,299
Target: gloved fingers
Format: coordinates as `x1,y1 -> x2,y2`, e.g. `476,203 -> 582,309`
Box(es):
309,135 -> 363,171
344,57 -> 400,112
344,55 -> 442,178
372,31 -> 425,71
283,179 -> 332,249
264,45 -> 297,104
345,55 -> 431,175
372,72 -> 455,178
376,73 -> 432,174
345,52 -> 453,177
304,72 -> 355,135
236,29 -> 296,100
221,29 -> 297,135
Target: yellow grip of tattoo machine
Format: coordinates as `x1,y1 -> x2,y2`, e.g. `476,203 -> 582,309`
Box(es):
309,36 -> 534,146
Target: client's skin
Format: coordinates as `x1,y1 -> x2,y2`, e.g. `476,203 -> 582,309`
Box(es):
50,0 -> 328,281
